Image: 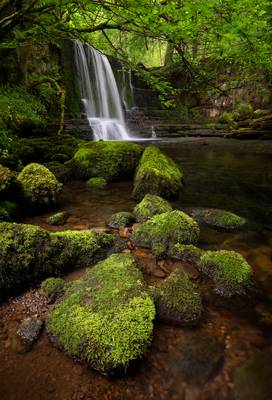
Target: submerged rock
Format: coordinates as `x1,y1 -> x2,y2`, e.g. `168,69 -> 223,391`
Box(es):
189,207 -> 247,230
199,250 -> 254,297
170,332 -> 224,386
133,146 -> 183,200
17,317 -> 43,347
69,141 -> 142,181
46,211 -> 68,226
133,194 -> 172,222
0,222 -> 114,301
47,253 -> 155,375
108,211 -> 134,229
150,271 -> 202,326
17,163 -> 62,209
87,177 -> 107,188
168,243 -> 204,263
234,351 -> 272,400
132,210 -> 200,257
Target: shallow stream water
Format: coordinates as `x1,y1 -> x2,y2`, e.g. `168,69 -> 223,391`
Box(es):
0,138 -> 272,400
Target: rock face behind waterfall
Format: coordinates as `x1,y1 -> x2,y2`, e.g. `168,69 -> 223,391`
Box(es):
68,141 -> 142,181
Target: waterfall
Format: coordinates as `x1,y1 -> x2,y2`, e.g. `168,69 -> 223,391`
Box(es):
73,40 -> 130,141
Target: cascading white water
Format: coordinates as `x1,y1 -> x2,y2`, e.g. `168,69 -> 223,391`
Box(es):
73,40 -> 130,140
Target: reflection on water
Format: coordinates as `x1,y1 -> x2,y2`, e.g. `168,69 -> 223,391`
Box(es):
1,138 -> 272,400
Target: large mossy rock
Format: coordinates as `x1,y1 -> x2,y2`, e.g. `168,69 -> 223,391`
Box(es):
47,254 -> 155,375
199,250 -> 254,297
132,146 -> 183,200
150,271 -> 202,326
133,194 -> 172,222
0,222 -> 114,301
233,351 -> 272,400
69,141 -> 143,181
17,163 -> 62,209
189,208 -> 247,230
132,210 -> 200,256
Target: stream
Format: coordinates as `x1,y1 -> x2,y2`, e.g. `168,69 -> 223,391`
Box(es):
0,137 -> 272,400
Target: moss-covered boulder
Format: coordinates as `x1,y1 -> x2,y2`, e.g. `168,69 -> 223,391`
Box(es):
133,194 -> 172,222
17,163 -> 62,209
0,164 -> 16,195
150,271 -> 202,326
199,250 -> 254,297
132,146 -> 183,200
233,351 -> 272,400
0,222 -> 114,301
168,243 -> 204,264
189,208 -> 247,230
87,177 -> 107,189
108,211 -> 134,229
46,211 -> 68,226
47,254 -> 155,375
132,210 -> 200,257
69,141 -> 142,181
41,277 -> 67,302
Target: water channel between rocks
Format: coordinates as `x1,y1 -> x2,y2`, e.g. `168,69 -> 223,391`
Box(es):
0,137 -> 272,400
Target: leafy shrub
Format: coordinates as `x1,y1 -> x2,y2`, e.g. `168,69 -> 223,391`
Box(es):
0,85 -> 47,132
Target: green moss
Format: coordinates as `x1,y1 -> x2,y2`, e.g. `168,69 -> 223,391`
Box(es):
49,153 -> 70,163
87,177 -> 107,189
133,194 -> 172,222
0,200 -> 19,221
0,164 -> 15,194
150,271 -> 202,326
234,351 -> 272,400
70,141 -> 142,181
108,211 -> 134,229
133,146 -> 183,200
190,208 -> 246,230
199,250 -> 254,297
46,211 -> 68,226
17,163 -> 62,209
0,222 -> 114,301
45,161 -> 73,182
168,244 -> 204,263
41,277 -> 66,300
132,210 -> 200,257
47,254 -> 155,374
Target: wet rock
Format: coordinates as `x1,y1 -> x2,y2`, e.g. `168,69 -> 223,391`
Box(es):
133,146 -> 183,200
46,254 -> 155,375
132,210 -> 200,257
108,211 -> 134,229
133,194 -> 172,222
107,236 -> 128,255
199,250 -> 255,297
150,271 -> 202,326
234,351 -> 272,400
16,317 -> 43,349
189,207 -> 247,230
